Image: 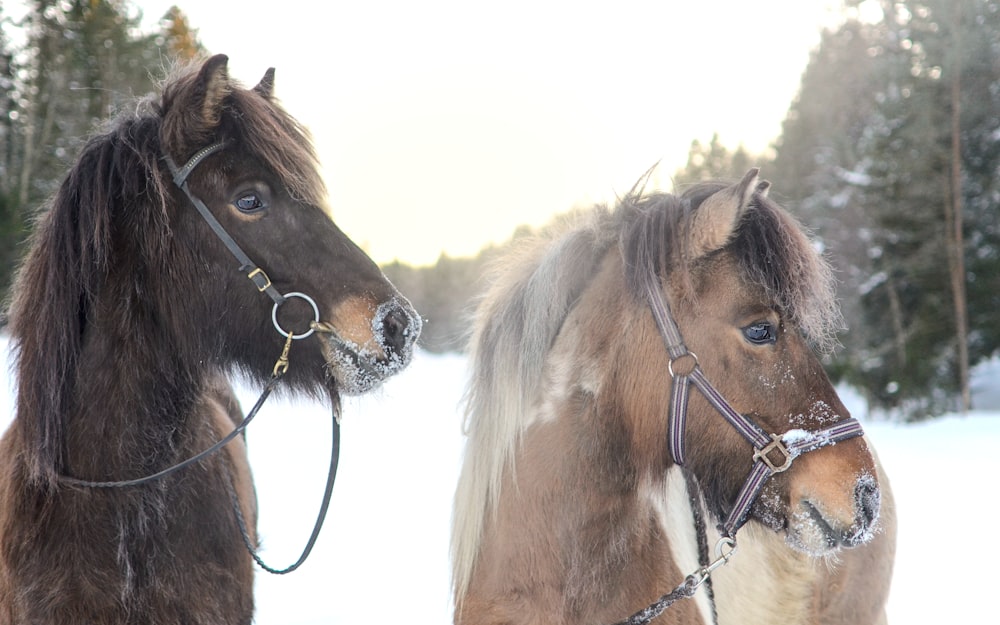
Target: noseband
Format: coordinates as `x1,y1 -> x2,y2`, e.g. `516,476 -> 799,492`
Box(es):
611,263 -> 865,625
643,265 -> 865,539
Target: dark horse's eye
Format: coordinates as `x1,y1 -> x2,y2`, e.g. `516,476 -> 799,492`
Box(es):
234,192 -> 265,214
743,321 -> 777,345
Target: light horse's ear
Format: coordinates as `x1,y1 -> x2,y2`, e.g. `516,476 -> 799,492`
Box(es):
254,68 -> 276,99
687,168 -> 760,260
195,53 -> 232,131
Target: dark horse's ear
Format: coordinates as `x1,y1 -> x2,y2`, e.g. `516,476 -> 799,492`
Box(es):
254,68 -> 276,99
197,54 -> 231,131
687,168 -> 760,259
161,54 -> 231,162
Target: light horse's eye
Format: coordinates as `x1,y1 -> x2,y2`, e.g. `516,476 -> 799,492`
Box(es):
234,192 -> 265,214
743,321 -> 777,345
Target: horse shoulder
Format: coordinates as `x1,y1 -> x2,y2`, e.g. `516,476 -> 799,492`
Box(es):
203,375 -> 257,546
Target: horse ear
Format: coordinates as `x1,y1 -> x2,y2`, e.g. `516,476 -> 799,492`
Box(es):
254,68 -> 276,99
687,168 -> 759,259
196,54 -> 231,130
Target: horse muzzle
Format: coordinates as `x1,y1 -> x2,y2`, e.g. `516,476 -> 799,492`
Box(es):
313,296 -> 422,394
786,471 -> 881,555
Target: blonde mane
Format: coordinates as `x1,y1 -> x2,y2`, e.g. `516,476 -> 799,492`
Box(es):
451,207 -> 620,601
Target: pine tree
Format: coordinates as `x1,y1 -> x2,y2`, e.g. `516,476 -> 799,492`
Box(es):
776,0 -> 1000,417
159,6 -> 205,62
0,0 -> 209,305
672,133 -> 759,186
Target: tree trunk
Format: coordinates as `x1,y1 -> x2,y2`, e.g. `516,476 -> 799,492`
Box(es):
945,1 -> 971,412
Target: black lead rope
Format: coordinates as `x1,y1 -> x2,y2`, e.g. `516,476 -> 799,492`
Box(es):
226,396 -> 342,575
684,469 -> 719,625
59,372 -> 284,490
608,471 -> 721,625
610,580 -> 701,625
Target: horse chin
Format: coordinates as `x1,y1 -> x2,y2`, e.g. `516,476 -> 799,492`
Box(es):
318,334 -> 410,396
783,498 -> 878,556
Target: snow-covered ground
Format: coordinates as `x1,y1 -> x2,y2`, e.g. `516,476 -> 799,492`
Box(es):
1,334 -> 996,624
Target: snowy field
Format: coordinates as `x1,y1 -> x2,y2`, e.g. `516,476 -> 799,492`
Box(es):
1,333 -> 997,624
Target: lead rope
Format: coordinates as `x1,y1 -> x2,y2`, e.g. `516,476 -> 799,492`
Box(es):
684,469 -> 719,625
223,332 -> 343,575
223,358 -> 342,575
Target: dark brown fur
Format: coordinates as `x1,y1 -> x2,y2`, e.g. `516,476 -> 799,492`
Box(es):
0,54 -> 419,625
453,170 -> 894,625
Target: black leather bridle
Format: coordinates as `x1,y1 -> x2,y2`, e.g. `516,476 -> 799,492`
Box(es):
59,141 -> 340,576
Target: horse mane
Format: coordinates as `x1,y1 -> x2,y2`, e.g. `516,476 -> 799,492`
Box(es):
6,58 -> 325,486
452,176 -> 842,600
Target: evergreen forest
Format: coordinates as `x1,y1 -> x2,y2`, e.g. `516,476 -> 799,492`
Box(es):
1,0 -> 997,419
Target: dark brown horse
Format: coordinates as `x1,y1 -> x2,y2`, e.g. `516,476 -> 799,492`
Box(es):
0,54 -> 420,624
452,170 -> 895,625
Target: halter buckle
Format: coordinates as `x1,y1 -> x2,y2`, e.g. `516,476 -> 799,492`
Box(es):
247,267 -> 273,293
753,433 -> 793,473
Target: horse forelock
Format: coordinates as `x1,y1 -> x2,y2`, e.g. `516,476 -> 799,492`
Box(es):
158,59 -> 326,211
222,87 -> 326,209
733,193 -> 843,352
620,184 -> 843,353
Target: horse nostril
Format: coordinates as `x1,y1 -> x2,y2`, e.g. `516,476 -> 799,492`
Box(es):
379,304 -> 415,359
855,477 -> 880,529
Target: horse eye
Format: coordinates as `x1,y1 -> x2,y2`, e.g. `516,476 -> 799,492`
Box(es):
234,192 -> 265,214
743,321 -> 776,345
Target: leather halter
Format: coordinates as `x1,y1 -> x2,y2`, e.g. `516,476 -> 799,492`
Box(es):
607,257 -> 867,625
640,263 -> 865,539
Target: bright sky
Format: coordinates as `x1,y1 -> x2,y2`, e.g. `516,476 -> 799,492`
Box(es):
133,0 -> 848,266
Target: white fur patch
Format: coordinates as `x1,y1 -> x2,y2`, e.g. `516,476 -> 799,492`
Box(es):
645,468 -> 715,625
528,333 -> 601,429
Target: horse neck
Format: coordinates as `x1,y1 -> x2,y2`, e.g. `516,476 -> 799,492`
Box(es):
59,291 -> 212,482
470,274 -> 690,619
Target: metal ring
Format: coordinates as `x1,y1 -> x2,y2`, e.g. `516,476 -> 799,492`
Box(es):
668,351 -> 699,378
272,292 -> 320,339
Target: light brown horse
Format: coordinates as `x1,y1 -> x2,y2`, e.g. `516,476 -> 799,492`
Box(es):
0,54 -> 420,624
452,170 -> 895,625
